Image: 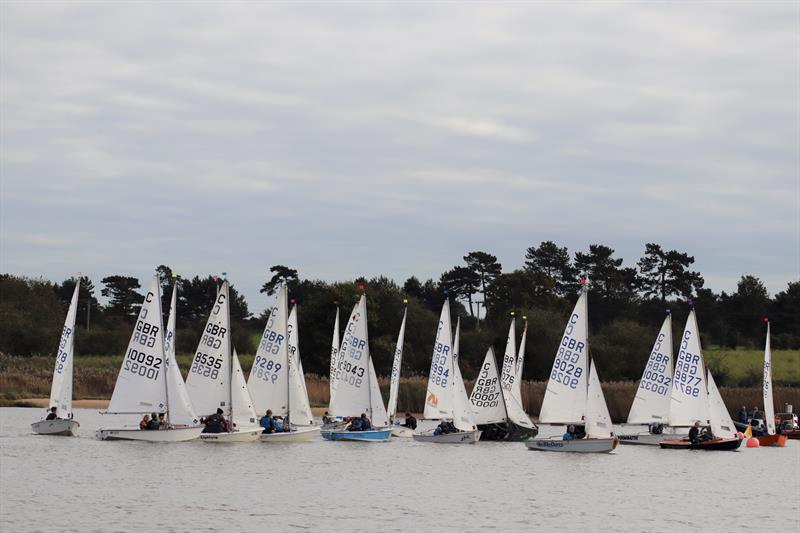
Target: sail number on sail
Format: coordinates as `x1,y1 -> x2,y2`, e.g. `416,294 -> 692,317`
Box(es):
674,330 -> 702,397
550,313 -> 584,389
55,325 -> 73,374
500,355 -> 514,392
190,323 -> 227,380
334,311 -> 367,387
473,362 -> 500,407
639,334 -> 672,395
431,341 -> 450,387
123,291 -> 163,381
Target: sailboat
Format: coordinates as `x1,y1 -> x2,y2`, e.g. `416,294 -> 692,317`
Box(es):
388,303 -> 413,437
251,286 -> 320,442
753,320 -> 787,447
414,302 -> 481,444
97,275 -> 203,441
475,317 -> 537,441
323,294 -> 392,441
186,279 -> 261,442
32,281 -> 81,436
526,284 -> 619,453
659,308 -> 742,451
618,312 -> 676,445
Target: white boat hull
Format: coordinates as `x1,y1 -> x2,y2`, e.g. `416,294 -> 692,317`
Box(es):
96,426 -> 203,442
525,437 -> 619,453
32,419 -> 79,436
260,426 -> 320,443
391,426 -> 415,438
199,426 -> 261,443
617,432 -> 669,446
413,429 -> 481,444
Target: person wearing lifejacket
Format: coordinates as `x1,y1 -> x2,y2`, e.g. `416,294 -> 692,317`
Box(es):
45,406 -> 58,421
203,408 -> 227,433
403,412 -> 417,430
146,412 -> 160,430
157,413 -> 167,429
562,425 -> 576,441
688,421 -> 701,444
349,416 -> 364,431
139,414 -> 150,430
360,413 -> 372,431
260,409 -> 276,434
433,419 -> 452,436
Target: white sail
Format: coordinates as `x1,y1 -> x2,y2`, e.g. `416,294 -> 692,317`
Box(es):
707,370 -> 737,439
367,357 -> 390,427
329,307 -> 340,398
763,322 -> 776,435
451,318 -> 477,431
424,299 -> 455,420
231,348 -> 258,428
329,302 -> 357,407
539,289 -> 589,424
164,282 -> 199,426
669,309 -> 708,426
586,358 -> 613,438
288,305 -> 315,426
49,281 -> 79,418
186,281 -> 233,418
330,295 -> 376,418
387,307 -> 407,422
511,319 -> 527,407
627,314 -> 674,424
248,285 -> 289,415
108,276 -> 169,414
505,392 -> 536,429
500,318 -> 517,396
470,348 -> 507,424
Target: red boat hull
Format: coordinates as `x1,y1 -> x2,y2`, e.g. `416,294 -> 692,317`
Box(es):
779,429 -> 800,440
757,434 -> 789,446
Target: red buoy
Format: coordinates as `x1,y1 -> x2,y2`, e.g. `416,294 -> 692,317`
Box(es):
746,437 -> 760,448
737,432 -> 744,440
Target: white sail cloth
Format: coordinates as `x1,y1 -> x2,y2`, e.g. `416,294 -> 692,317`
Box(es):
669,310 -> 708,426
387,307 -> 407,422
763,322 -> 776,435
49,281 -> 79,418
164,283 -> 199,426
627,314 -> 674,424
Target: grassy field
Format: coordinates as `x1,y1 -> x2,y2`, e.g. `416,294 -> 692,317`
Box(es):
704,348 -> 799,386
2,351 -> 798,422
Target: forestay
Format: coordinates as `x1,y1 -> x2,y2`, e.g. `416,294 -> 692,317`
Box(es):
424,299 -> 455,420
586,359 -> 613,438
387,307 -> 407,422
762,322 -> 776,435
707,370 -> 737,439
627,314 -> 674,424
108,276 -> 168,414
451,318 -> 477,432
288,305 -> 315,426
499,319 -> 517,396
470,348 -> 507,424
669,310 -> 708,426
164,283 -> 199,426
49,281 -> 79,418
186,281 -> 233,418
231,348 -> 258,427
248,285 -> 289,415
539,289 -> 589,425
329,307 -> 340,398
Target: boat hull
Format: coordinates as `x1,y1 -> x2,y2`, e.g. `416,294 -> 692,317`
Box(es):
617,432 -> 669,446
755,434 -> 788,447
412,430 -> 481,444
391,426 -> 415,438
477,422 -> 538,442
779,429 -> 800,440
199,427 -> 261,443
321,428 -> 392,442
659,437 -> 742,451
525,437 -> 619,453
260,426 -> 320,443
96,426 -> 203,442
31,419 -> 79,437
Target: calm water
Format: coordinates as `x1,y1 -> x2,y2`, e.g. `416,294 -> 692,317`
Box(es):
1,407 -> 798,532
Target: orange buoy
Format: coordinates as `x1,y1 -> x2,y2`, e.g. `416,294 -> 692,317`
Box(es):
746,437 -> 760,448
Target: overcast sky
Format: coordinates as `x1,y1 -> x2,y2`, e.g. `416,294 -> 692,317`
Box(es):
1,2 -> 798,313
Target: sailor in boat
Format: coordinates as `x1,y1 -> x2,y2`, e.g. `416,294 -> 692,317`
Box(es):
139,414 -> 150,430
157,413 -> 166,428
359,413 -> 372,430
562,425 -> 576,440
145,413 -> 161,430
403,412 -> 417,430
649,423 -> 664,435
202,408 -> 229,433
322,411 -> 334,425
688,421 -> 701,444
433,419 -> 456,436
45,407 -> 59,421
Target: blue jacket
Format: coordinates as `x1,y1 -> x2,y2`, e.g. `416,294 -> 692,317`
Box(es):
260,416 -> 274,431
350,419 -> 363,431
738,410 -> 748,424
562,431 -> 574,441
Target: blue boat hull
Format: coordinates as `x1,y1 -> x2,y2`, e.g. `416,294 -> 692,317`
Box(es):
321,428 -> 392,442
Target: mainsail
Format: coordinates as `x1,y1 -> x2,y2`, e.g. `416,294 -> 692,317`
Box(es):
469,348 -> 507,424
387,306 -> 407,422
499,318 -> 517,396
424,299 -> 455,420
762,321 -> 776,435
108,276 -> 168,414
511,319 -> 527,407
248,285 -> 289,415
329,306 -> 340,398
668,309 -> 708,426
49,281 -> 79,418
627,313 -> 674,424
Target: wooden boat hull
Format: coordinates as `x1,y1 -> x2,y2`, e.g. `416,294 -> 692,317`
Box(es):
321,428 -> 392,442
260,426 -> 320,443
525,437 -> 619,453
477,422 -> 538,442
755,434 -> 788,447
31,419 -> 79,437
391,426 -> 415,438
412,429 -> 481,444
659,437 -> 742,451
199,426 -> 261,443
96,426 -> 203,442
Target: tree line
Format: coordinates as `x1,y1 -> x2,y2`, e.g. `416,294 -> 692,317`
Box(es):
1,242 -> 797,387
